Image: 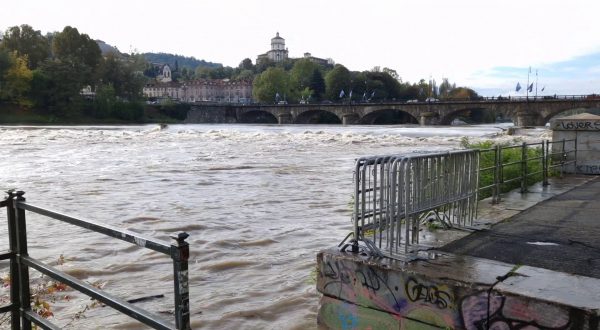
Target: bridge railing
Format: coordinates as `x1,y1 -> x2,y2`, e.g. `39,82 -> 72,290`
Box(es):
0,191 -> 191,330
183,94 -> 598,106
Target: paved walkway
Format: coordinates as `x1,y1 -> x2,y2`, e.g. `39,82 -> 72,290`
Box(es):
441,176 -> 600,278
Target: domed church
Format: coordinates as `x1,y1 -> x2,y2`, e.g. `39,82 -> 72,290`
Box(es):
256,32 -> 289,64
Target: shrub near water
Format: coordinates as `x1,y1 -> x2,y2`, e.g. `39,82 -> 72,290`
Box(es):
462,138 -> 544,200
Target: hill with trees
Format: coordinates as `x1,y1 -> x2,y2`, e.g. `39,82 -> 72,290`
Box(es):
142,52 -> 220,70
0,23 -> 480,124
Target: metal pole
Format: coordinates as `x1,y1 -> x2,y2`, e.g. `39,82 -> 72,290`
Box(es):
521,142 -> 528,193
14,191 -> 31,330
574,135 -> 578,174
171,232 -> 190,330
561,139 -> 566,177
6,191 -> 20,330
542,140 -> 548,186
493,145 -> 501,203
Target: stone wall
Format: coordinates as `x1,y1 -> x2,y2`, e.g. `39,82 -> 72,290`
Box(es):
551,113 -> 600,174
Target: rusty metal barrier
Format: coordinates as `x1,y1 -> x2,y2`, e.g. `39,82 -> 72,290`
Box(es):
0,191 -> 191,330
340,150 -> 479,258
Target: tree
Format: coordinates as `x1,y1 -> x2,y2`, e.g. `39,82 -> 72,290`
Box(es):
324,64 -> 351,100
0,49 -> 11,94
364,71 -> 402,101
1,24 -> 50,69
36,60 -> 84,112
52,26 -> 101,84
97,53 -> 144,100
289,58 -> 318,97
1,52 -> 33,105
308,68 -> 325,101
448,87 -> 479,100
239,58 -> 254,71
382,67 -> 400,81
252,67 -> 290,103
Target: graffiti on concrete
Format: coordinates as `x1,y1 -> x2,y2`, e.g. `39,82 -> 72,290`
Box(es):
554,120 -> 600,131
405,277 -> 452,309
318,253 -> 600,330
461,292 -> 571,330
576,164 -> 600,174
319,256 -> 458,328
322,259 -> 404,312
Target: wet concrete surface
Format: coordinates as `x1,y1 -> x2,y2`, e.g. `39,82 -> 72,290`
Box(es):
441,176 -> 600,278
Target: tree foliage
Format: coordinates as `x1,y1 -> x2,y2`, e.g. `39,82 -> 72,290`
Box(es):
252,67 -> 290,103
324,64 -> 351,100
1,52 -> 33,105
53,26 -> 100,68
1,24 -> 50,69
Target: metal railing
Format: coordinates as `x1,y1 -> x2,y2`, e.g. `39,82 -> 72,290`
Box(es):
340,150 -> 479,258
0,191 -> 191,330
340,138 -> 578,259
477,138 -> 577,203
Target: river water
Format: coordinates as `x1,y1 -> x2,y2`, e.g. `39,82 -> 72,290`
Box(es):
0,124 -> 548,329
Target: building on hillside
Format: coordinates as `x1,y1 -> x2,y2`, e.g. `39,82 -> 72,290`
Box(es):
143,79 -> 253,103
256,32 -> 333,66
303,52 -> 334,66
256,32 -> 289,64
156,64 -> 172,83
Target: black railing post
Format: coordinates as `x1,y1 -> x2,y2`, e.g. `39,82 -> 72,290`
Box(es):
6,191 -> 20,330
14,191 -> 31,330
574,135 -> 578,174
542,140 -> 548,186
494,145 -> 502,203
171,232 -> 190,330
561,139 -> 566,177
521,142 -> 528,193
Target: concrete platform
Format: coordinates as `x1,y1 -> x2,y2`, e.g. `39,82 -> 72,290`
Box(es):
317,175 -> 600,329
442,176 -> 600,278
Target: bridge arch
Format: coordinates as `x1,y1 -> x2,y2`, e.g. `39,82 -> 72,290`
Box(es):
294,109 -> 342,124
359,109 -> 419,125
440,107 -> 505,125
239,110 -> 278,124
542,106 -> 600,124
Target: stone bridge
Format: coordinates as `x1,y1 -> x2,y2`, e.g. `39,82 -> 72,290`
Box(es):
185,97 -> 600,126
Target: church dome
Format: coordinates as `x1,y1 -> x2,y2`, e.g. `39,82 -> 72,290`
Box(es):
272,32 -> 284,41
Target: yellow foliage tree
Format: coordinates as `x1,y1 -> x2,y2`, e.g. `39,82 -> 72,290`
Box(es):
3,52 -> 33,106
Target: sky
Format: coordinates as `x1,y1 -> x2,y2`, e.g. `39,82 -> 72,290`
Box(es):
2,0 -> 600,96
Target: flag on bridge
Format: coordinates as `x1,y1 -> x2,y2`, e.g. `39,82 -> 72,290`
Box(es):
339,90 -> 345,98
516,82 -> 522,92
349,90 -> 353,99
528,83 -> 534,92
371,90 -> 375,98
